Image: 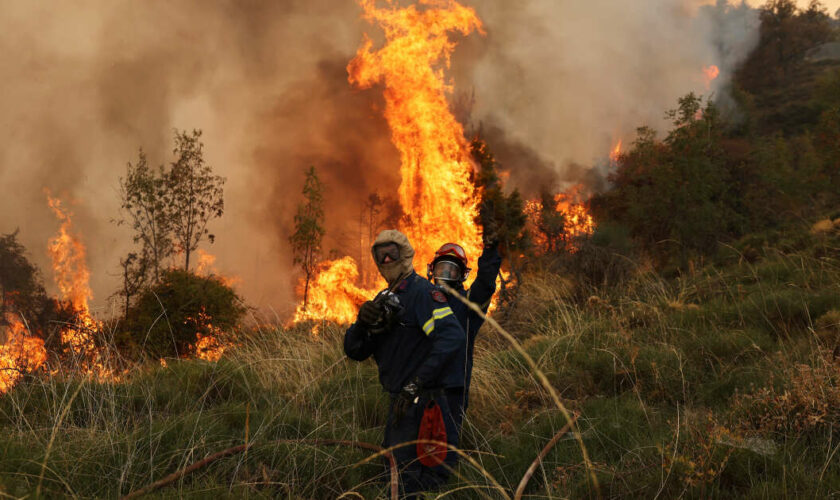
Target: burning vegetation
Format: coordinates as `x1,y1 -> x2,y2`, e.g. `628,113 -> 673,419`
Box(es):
0,314 -> 46,394
45,194 -> 107,372
2,0 -> 840,498
289,0 -> 599,326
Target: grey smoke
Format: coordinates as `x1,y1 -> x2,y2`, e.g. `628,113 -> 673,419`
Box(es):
456,0 -> 759,195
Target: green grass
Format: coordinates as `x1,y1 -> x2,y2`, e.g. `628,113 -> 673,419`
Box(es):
1,226 -> 839,498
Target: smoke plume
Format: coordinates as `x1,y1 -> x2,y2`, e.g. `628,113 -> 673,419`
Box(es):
0,0 -> 761,313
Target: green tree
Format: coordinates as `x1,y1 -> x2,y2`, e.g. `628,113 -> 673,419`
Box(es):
290,166 -> 325,311
117,251 -> 148,317
815,105 -> 840,191
738,0 -> 832,90
166,130 -> 225,271
470,138 -> 529,308
118,150 -> 172,282
0,230 -> 47,325
601,94 -> 739,264
471,138 -> 529,256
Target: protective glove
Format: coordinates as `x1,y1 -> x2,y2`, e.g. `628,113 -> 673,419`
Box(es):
482,217 -> 500,248
393,377 -> 422,425
357,300 -> 383,326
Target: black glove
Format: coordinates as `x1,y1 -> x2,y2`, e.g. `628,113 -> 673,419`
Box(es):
482,217 -> 500,248
393,378 -> 422,425
357,300 -> 383,326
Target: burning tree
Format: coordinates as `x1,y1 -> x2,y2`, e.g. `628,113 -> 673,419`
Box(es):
0,231 -> 49,393
290,166 -> 325,311
535,190 -> 568,253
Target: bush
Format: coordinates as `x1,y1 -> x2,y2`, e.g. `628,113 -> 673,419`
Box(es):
731,348 -> 840,437
119,269 -> 245,358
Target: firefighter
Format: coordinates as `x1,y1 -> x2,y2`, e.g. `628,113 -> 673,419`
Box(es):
426,236 -> 502,416
344,229 -> 467,497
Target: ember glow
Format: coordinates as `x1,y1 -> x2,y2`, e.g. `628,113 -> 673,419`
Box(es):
0,313 -> 47,394
525,185 -> 596,253
189,308 -> 228,362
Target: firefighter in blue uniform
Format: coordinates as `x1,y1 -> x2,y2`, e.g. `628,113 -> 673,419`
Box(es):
426,238 -> 502,417
344,229 -> 467,497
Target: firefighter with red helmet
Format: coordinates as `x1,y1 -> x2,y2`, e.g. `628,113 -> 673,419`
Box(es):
427,235 -> 502,416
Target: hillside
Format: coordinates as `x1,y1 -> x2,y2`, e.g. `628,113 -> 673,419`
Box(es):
2,2 -> 840,499
1,221 -> 838,498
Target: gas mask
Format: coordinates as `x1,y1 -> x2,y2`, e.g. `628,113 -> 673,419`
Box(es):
430,258 -> 464,287
371,229 -> 415,286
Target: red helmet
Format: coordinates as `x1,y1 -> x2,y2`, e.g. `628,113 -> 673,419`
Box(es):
426,243 -> 471,283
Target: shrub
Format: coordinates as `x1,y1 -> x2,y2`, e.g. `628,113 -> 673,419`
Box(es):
119,269 -> 245,358
731,348 -> 840,436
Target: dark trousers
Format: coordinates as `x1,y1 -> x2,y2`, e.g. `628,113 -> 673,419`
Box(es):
383,388 -> 465,498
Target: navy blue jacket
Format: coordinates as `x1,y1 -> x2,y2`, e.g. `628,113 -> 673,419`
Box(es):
446,244 -> 502,400
344,272 -> 467,393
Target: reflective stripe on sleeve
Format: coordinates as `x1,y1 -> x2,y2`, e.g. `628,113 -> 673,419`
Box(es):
432,306 -> 453,319
421,306 -> 454,335
422,317 -> 435,335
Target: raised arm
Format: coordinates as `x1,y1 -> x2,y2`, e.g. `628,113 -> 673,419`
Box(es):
466,243 -> 502,312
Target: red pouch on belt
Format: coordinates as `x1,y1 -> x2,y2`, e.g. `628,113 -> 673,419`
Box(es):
417,400 -> 448,467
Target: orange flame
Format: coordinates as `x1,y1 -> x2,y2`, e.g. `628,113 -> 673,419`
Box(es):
525,185 -> 595,253
291,0 -> 488,326
190,250 -> 236,358
46,193 -> 113,379
194,249 -> 240,288
348,0 -> 484,267
702,65 -> 720,89
554,186 -> 595,241
46,195 -> 92,316
187,308 -> 228,361
292,257 -> 380,326
609,139 -> 622,164
0,313 -> 47,394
